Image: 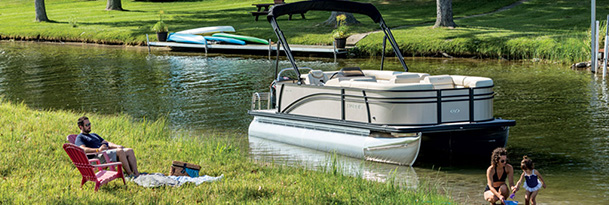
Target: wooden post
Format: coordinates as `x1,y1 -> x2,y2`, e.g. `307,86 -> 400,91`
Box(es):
268,39 -> 272,61
603,15 -> 609,79
596,20 -> 600,74
333,41 -> 337,63
146,34 -> 151,54
594,21 -> 601,71
592,0 -> 597,73
203,37 -> 208,57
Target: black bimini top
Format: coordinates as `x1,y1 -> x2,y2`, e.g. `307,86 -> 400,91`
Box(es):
267,0 -> 382,23
266,0 -> 409,80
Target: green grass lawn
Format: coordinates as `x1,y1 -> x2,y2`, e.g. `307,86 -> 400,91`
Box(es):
0,99 -> 452,203
0,0 -> 603,62
358,0 -> 593,62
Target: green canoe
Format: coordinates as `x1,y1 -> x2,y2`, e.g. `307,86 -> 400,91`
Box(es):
212,33 -> 269,45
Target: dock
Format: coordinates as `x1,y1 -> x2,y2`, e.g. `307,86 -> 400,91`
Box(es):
146,36 -> 349,60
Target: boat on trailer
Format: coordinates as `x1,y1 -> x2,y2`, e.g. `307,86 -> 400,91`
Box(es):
248,0 -> 515,166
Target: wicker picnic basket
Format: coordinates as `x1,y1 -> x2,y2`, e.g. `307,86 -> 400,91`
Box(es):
170,161 -> 201,177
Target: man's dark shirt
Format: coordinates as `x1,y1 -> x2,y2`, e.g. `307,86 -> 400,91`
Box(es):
75,133 -> 105,148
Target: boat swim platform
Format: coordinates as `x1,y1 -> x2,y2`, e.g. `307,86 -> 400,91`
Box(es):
147,41 -> 350,58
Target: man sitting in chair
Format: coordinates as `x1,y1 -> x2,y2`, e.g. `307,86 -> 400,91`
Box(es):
75,116 -> 140,177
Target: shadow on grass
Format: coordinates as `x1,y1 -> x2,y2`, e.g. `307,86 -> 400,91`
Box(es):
38,20 -> 60,23
78,7 -> 347,41
122,9 -> 148,13
414,144 -> 588,170
74,4 -> 407,44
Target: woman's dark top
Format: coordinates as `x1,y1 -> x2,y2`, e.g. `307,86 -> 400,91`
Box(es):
493,166 -> 507,182
485,166 -> 507,192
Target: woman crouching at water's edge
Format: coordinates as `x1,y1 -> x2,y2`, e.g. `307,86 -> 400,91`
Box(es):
484,147 -> 515,204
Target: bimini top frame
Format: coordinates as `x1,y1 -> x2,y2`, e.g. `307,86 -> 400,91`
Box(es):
267,0 -> 409,83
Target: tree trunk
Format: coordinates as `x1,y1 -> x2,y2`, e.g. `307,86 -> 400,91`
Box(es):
35,0 -> 50,22
323,12 -> 360,27
433,0 -> 457,28
106,0 -> 123,11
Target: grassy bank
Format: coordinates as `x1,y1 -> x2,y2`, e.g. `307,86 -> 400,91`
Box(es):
359,0 -> 594,63
0,99 -> 452,203
0,0 -> 601,62
358,25 -> 589,62
0,0 -> 517,44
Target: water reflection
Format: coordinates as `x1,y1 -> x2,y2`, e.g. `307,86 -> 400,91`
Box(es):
249,136 -> 419,189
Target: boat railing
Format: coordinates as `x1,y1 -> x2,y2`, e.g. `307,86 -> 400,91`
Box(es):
277,84 -> 494,125
251,92 -> 272,110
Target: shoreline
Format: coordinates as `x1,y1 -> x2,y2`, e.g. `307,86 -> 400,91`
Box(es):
0,0 -> 589,63
0,38 -> 550,62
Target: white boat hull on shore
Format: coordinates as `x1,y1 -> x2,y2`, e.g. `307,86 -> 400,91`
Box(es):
176,26 -> 235,35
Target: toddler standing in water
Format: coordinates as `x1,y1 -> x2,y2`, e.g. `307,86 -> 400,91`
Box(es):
512,156 -> 546,205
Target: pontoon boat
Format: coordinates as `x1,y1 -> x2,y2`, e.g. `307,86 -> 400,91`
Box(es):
248,0 -> 515,166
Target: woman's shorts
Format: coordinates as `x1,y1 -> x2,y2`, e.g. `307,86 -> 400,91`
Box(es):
485,185 -> 503,192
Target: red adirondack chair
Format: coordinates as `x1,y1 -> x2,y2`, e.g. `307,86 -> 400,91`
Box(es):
63,143 -> 126,192
67,134 -> 115,171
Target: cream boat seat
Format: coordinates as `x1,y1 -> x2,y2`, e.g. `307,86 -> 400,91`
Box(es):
343,81 -> 433,90
324,76 -> 377,86
305,70 -> 328,86
450,75 -> 494,88
390,73 -> 424,83
362,70 -> 429,84
325,77 -> 433,90
423,75 -> 455,89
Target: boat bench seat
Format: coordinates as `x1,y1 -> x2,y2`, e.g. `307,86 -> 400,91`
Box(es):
362,70 -> 402,80
423,75 -> 455,89
450,75 -> 494,88
422,75 -> 494,89
362,70 -> 429,84
320,70 -> 493,90
390,73 -> 425,83
342,81 -> 433,90
324,76 -> 376,86
301,70 -> 328,86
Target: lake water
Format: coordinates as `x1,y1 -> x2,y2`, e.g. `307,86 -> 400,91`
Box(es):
1,41 -> 607,204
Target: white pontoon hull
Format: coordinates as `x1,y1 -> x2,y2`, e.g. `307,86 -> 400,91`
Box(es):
249,116 -> 421,166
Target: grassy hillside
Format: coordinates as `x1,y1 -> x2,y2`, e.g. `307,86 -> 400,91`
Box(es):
0,0 -> 601,62
0,99 -> 452,203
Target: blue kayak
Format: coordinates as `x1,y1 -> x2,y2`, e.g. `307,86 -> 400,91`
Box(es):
167,33 -> 207,44
211,33 -> 269,45
203,36 -> 246,45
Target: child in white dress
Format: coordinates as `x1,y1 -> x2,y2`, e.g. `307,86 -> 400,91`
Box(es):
512,156 -> 547,205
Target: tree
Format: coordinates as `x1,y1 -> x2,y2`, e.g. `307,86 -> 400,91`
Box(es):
106,0 -> 123,11
323,12 -> 360,26
35,0 -> 50,22
433,0 -> 457,28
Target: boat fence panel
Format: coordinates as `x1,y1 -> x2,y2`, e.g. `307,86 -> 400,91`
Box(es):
251,92 -> 271,110
277,84 -> 495,126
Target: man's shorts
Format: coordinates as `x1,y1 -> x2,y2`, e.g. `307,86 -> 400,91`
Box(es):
88,149 -> 118,164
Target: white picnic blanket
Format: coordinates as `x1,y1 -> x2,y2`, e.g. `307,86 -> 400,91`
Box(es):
133,173 -> 223,187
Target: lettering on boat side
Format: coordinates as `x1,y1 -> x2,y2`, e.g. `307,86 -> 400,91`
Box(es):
346,103 -> 365,110
450,108 -> 460,114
